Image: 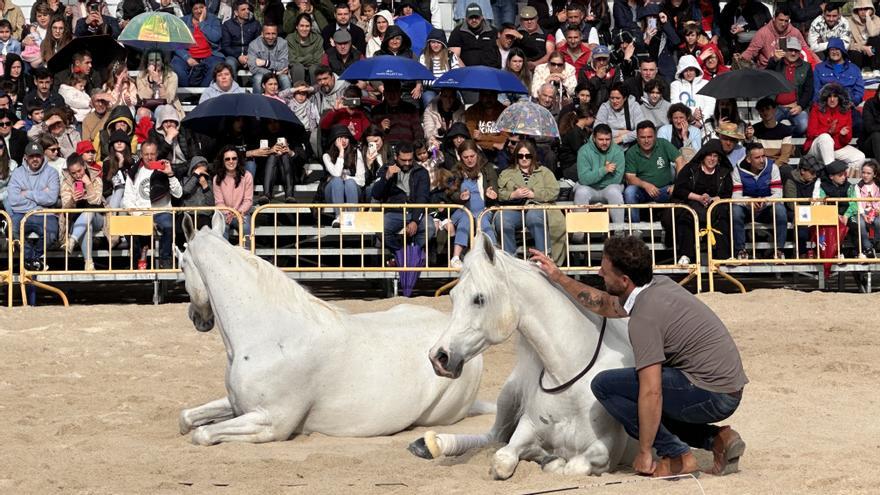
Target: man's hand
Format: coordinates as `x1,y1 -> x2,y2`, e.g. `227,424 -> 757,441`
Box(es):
238,54 -> 247,65
164,125 -> 178,141
605,161 -> 616,174
644,183 -> 660,198
385,164 -> 400,179
187,57 -> 198,67
528,247 -> 563,282
256,57 -> 267,67
633,450 -> 656,476
405,221 -> 418,237
773,49 -> 784,60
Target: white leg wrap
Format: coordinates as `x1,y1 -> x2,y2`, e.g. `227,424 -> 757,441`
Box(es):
435,433 -> 492,456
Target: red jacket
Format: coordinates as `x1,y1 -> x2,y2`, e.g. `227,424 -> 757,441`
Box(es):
804,105 -> 852,151
557,42 -> 591,73
319,108 -> 371,141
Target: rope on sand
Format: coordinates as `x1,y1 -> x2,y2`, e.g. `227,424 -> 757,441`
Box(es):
520,473 -> 707,495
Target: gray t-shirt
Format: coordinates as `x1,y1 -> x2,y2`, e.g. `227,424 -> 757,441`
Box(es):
628,276 -> 749,394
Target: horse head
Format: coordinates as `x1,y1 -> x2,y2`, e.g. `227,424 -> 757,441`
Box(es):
430,233 -> 520,379
177,212 -> 228,333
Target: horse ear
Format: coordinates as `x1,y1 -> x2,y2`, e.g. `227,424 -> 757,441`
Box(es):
481,232 -> 496,265
211,211 -> 227,237
182,214 -> 195,242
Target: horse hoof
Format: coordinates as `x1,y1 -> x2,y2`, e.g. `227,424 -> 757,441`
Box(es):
490,451 -> 518,480
407,431 -> 441,459
191,427 -> 214,446
541,456 -> 566,473
179,413 -> 193,435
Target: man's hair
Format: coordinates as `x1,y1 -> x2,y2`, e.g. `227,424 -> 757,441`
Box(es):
396,142 -> 414,155
565,2 -> 585,14
334,2 -> 349,11
774,4 -> 792,17
342,85 -> 360,98
564,23 -> 582,35
26,102 -> 43,116
822,2 -> 840,13
0,108 -> 17,122
755,97 -> 777,110
38,133 -> 58,150
636,120 -> 655,132
499,22 -> 516,32
603,236 -> 653,286
72,51 -> 92,65
314,65 -> 333,78
593,123 -> 612,136
262,22 -> 278,30
639,57 -> 657,66
32,67 -> 52,81
745,142 -> 764,153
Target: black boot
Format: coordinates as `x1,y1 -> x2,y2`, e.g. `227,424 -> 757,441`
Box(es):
281,156 -> 297,203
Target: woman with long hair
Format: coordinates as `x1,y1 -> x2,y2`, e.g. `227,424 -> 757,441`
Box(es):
1,54 -> 33,102
558,104 -> 594,179
103,60 -> 138,110
423,88 -> 465,152
213,145 -> 254,242
102,131 -> 133,209
365,9 -> 393,57
135,49 -> 184,116
0,137 -> 18,211
418,28 -> 460,107
39,16 -> 70,65
323,125 -> 364,224
502,48 -> 531,105
360,124 -> 390,187
446,139 -> 498,267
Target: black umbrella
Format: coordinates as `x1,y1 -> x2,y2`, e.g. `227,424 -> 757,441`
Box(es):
181,93 -> 305,138
698,68 -> 796,121
47,35 -> 127,73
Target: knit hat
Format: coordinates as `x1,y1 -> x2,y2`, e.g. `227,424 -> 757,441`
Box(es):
108,129 -> 129,146
328,124 -> 353,141
76,140 -> 95,155
427,28 -> 448,48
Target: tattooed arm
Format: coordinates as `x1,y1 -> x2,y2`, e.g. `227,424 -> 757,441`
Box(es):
528,248 -> 628,318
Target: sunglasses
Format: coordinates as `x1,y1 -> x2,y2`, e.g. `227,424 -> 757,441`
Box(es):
47,147 -> 60,152
0,121 -> 11,127
224,156 -> 238,162
549,62 -> 564,67
517,153 -> 532,159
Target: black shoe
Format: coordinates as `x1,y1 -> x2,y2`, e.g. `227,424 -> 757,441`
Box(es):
256,195 -> 271,206
283,196 -> 298,204
23,260 -> 43,271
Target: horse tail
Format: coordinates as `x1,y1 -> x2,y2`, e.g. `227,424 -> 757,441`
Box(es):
466,400 -> 497,417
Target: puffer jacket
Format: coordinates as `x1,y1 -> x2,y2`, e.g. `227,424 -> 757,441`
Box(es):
669,55 -> 715,123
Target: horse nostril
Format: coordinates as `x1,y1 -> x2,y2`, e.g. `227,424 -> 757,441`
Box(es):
436,349 -> 449,368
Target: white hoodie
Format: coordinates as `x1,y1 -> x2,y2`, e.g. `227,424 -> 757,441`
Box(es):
669,55 -> 715,124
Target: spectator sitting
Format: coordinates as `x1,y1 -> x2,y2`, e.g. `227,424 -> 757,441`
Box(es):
2,54 -> 32,103
29,108 -> 81,159
849,0 -> 880,71
8,140 -> 58,271
52,51 -> 102,94
853,160 -> 880,257
532,50 -> 576,101
816,159 -> 856,266
322,125 -> 364,225
439,122 -> 469,171
813,37 -> 864,105
465,90 -> 506,160
23,68 -> 65,111
82,92 -> 112,144
254,118 -> 301,204
22,102 -> 43,133
59,153 -> 103,270
731,143 -> 787,260
698,43 -> 730,80
372,142 -> 431,260
371,80 -> 423,148
360,124 -> 390,192
577,45 -> 614,103
0,108 -> 26,164
94,105 -> 136,162
135,50 -> 184,117
77,139 -> 100,174
150,104 -> 194,177
320,2 -> 367,54
20,4 -> 49,70
596,82 -> 644,147
783,155 -> 822,256
808,2 -> 851,57
624,120 -> 684,222
58,73 -> 91,125
248,23 -> 291,93
180,155 -> 214,211
558,104 -> 594,181
0,19 -> 21,64
172,0 -> 224,88
766,37 -> 813,138
423,88 -> 465,153
493,138 -> 565,263
213,145 -> 253,242
718,0 -> 771,56
669,55 -> 715,129
101,130 -> 133,209
198,62 -> 244,105
221,0 -> 261,74
311,64 -> 350,116
717,122 -> 747,168
0,125 -> 15,210
103,61 -> 138,112
279,80 -> 320,158
448,3 -> 501,69
535,82 -> 562,120
287,13 -> 324,83
319,86 -> 370,143
574,123 -> 625,226
747,98 -> 794,176
739,4 -> 806,69
74,0 -> 121,38
624,58 -> 668,103
557,82 -> 593,123
416,29 -> 460,107
446,139 -> 498,267
609,30 -> 639,80
634,4 -> 679,82
39,134 -> 63,181
319,28 -> 363,77
365,9 -> 393,57
557,23 -> 591,74
805,82 -> 866,176
640,79 -> 670,128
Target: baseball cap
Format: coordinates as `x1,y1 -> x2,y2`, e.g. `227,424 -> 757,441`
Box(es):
333,29 -> 352,44
25,141 -> 43,156
466,3 -> 482,18
784,36 -> 802,51
520,6 -> 537,19
592,45 -> 610,58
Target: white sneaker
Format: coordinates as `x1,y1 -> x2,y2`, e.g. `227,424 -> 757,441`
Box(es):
331,217 -> 340,228
64,237 -> 78,254
450,256 -> 462,268
84,259 -> 95,271
677,255 -> 691,265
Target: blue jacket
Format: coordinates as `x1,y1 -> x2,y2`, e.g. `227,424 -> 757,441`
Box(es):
813,37 -> 864,104
220,15 -> 261,58
174,14 -> 222,61
372,163 -> 430,223
7,160 -> 59,214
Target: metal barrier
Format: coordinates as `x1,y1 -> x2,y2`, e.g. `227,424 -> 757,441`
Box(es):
249,203 -> 474,274
478,203 -> 703,291
706,197 -> 880,292
1,210 -> 12,307
17,206 -> 244,306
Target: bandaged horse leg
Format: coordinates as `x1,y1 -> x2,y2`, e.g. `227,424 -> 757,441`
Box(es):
491,419 -> 538,480
179,397 -> 235,434
190,410 -> 277,446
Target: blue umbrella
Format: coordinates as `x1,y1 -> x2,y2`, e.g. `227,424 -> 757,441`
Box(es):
432,66 -> 529,94
339,55 -> 434,81
181,93 -> 304,136
395,13 -> 431,58
396,243 -> 425,297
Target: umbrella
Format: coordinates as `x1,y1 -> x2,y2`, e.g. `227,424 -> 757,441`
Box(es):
495,100 -> 560,138
47,35 -> 127,73
697,69 -> 795,99
433,66 -> 529,94
181,93 -> 304,137
395,13 -> 431,58
396,243 -> 425,297
119,12 -> 195,51
339,55 -> 434,81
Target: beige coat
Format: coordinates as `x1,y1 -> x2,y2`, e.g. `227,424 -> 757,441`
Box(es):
0,1 -> 25,39
135,70 -> 184,118
850,1 -> 880,52
59,167 -> 104,235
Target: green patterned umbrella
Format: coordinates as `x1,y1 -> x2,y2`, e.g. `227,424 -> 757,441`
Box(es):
119,12 -> 195,51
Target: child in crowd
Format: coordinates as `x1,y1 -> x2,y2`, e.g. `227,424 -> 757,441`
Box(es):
77,140 -> 101,174
815,160 -> 857,273
0,20 -> 21,77
855,160 -> 880,258
23,103 -> 43,132
59,73 -> 92,125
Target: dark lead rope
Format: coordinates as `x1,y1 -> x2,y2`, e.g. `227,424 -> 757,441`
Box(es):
538,317 -> 607,394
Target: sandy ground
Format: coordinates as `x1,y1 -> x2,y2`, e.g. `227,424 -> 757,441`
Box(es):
1,290 -> 879,495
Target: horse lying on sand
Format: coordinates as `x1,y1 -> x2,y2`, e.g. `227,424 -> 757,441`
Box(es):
409,234 -> 638,479
175,212 -> 492,445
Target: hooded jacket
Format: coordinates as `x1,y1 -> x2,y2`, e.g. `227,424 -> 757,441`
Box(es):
151,105 -> 194,177
7,159 -> 59,214
181,156 -> 215,207
805,83 -> 854,151
199,79 -> 245,104
669,55 -> 715,123
247,34 -> 290,75
221,13 -> 261,58
287,29 -> 324,68
95,105 -> 137,162
672,139 -> 733,202
741,16 -> 807,69
849,1 -> 880,54
366,10 -> 394,57
813,37 -> 864,104
440,122 -> 470,170
377,25 -> 413,58
423,94 -> 466,150
575,137 -> 625,189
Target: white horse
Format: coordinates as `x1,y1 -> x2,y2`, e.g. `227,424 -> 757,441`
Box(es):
175,213 -> 491,445
409,234 -> 637,479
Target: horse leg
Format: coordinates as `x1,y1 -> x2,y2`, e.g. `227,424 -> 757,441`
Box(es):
190,410 -> 278,445
179,397 -> 235,435
491,419 -> 538,480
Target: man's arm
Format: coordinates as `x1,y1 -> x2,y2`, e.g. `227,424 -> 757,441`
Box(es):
634,363 -> 663,474
528,248 -> 628,318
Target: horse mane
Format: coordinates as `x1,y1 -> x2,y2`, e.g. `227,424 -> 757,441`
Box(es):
193,230 -> 347,323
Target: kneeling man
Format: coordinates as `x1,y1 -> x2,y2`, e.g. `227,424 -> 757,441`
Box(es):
529,237 -> 747,477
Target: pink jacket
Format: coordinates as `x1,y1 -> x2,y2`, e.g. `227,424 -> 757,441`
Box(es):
213,171 -> 254,222
741,23 -> 808,69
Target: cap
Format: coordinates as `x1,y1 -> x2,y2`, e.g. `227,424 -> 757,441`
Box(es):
798,155 -> 823,172
465,3 -> 482,18
519,5 -> 537,19
333,29 -> 352,44
25,141 -> 43,156
784,36 -> 802,51
591,45 -> 610,58
826,159 -> 848,175
76,140 -> 95,155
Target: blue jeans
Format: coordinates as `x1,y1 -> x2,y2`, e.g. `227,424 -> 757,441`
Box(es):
224,55 -> 243,75
492,0 -> 517,26
624,184 -> 672,222
493,209 -> 547,254
775,106 -> 808,137
133,213 -> 174,261
252,72 -> 292,93
14,213 -> 58,261
383,211 -> 432,251
324,177 -> 361,215
591,367 -> 742,458
450,208 -> 496,247
227,214 -> 251,245
171,55 -> 223,87
69,212 -> 104,260
732,202 -> 788,253
857,215 -> 880,249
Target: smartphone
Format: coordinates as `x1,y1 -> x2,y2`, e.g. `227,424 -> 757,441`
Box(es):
146,160 -> 165,171
368,141 -> 377,153
777,37 -> 786,50
647,17 -> 657,31
342,97 -> 360,107
259,139 -> 269,149
277,137 -> 287,147
74,180 -> 84,195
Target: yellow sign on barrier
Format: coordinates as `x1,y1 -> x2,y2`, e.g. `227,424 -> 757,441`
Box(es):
796,205 -> 838,227
340,211 -> 383,233
108,215 -> 155,236
565,211 -> 610,234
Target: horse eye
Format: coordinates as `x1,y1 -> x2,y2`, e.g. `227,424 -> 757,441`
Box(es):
472,294 -> 486,307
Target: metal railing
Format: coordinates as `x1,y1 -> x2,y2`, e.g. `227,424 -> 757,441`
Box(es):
1,210 -> 12,307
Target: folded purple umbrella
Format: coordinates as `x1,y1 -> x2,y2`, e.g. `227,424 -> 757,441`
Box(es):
395,243 -> 425,297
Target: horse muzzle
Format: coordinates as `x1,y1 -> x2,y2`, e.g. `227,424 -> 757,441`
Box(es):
429,347 -> 464,379
188,305 -> 215,333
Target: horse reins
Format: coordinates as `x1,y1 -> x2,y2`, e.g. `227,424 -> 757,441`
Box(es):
538,317 -> 607,394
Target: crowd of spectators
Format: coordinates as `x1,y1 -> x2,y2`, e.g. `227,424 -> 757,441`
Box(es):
4,0 -> 880,272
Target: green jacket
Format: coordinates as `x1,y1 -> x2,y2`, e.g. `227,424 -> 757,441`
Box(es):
818,183 -> 858,220
498,166 -> 560,203
283,8 -> 329,36
576,139 -> 625,190
287,30 -> 325,68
